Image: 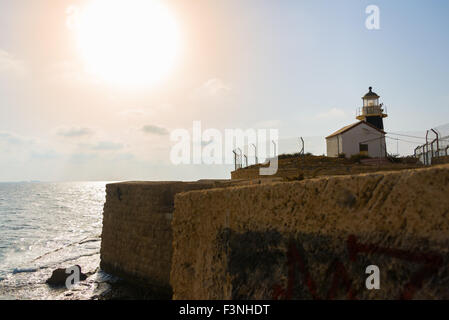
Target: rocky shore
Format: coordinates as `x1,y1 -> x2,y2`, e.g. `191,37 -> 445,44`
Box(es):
0,235 -> 162,300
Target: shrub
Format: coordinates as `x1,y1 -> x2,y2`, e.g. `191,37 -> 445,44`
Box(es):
387,153 -> 401,163
278,152 -> 301,160
350,153 -> 370,163
386,154 -> 418,164
285,172 -> 304,181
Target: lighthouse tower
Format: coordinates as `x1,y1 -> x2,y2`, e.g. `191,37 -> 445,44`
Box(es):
356,87 -> 388,130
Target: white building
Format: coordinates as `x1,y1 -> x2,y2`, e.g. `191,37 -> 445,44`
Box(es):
326,87 -> 388,158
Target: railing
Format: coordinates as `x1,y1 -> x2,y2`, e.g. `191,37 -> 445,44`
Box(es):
356,105 -> 387,117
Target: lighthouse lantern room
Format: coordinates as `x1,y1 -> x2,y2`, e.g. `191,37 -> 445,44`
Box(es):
356,86 -> 388,130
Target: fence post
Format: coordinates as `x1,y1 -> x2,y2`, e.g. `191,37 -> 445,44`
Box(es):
431,129 -> 439,158
237,148 -> 242,169
252,144 -> 258,165
232,150 -> 238,171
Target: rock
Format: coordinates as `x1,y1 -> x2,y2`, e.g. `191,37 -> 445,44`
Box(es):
46,265 -> 87,287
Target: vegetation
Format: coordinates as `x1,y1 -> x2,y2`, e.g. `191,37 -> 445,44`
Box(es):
349,153 -> 371,163
387,154 -> 419,164
284,172 -> 305,181
387,153 -> 401,163
278,152 -> 302,160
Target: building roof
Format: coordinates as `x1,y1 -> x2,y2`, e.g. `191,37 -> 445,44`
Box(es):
363,86 -> 380,99
326,121 -> 385,139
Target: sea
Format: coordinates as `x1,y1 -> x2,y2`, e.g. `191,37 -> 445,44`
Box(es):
0,181 -> 118,300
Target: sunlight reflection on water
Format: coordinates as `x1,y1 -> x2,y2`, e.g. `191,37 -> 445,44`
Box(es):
0,182 -> 107,299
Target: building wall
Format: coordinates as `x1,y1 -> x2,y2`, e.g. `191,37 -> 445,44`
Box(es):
326,135 -> 342,157
171,164 -> 449,299
341,123 -> 386,158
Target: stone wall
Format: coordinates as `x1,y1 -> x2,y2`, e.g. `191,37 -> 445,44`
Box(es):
231,156 -> 421,180
100,178 -> 282,296
171,164 -> 449,299
100,181 -> 222,296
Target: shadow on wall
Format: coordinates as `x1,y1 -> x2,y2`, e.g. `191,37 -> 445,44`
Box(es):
218,230 -> 446,300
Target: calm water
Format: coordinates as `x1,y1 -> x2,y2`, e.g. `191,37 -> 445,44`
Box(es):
0,182 -> 109,299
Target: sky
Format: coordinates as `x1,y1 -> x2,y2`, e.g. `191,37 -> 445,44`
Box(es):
0,0 -> 448,182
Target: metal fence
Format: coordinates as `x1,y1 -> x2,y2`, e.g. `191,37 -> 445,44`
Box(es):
414,124 -> 449,165
233,137 -> 310,170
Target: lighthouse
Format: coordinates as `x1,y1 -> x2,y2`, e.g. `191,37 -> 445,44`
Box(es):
326,87 -> 387,158
356,87 -> 388,130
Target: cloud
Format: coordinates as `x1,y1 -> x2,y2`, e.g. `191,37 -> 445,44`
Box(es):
69,153 -> 97,163
30,150 -> 61,160
0,131 -> 34,145
192,78 -> 231,99
315,108 -> 346,119
118,109 -> 147,117
91,141 -> 124,151
0,49 -> 26,76
142,125 -> 169,136
57,126 -> 93,137
253,120 -> 282,129
46,60 -> 100,86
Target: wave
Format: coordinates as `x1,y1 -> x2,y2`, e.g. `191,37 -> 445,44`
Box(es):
31,236 -> 101,263
12,267 -> 38,274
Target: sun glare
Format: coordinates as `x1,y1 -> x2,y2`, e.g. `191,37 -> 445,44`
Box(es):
74,0 -> 180,88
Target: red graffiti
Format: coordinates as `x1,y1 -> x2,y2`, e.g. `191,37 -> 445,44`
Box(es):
273,235 -> 443,300
347,235 -> 443,299
273,241 -> 319,300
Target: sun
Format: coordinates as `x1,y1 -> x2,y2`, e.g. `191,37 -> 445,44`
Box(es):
73,0 -> 180,88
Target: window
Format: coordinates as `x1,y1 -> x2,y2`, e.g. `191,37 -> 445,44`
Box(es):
360,144 -> 368,152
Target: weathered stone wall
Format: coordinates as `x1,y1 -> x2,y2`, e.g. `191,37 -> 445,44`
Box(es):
172,164 -> 449,299
231,156 -> 421,180
100,181 -> 223,295
100,178 -> 283,296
